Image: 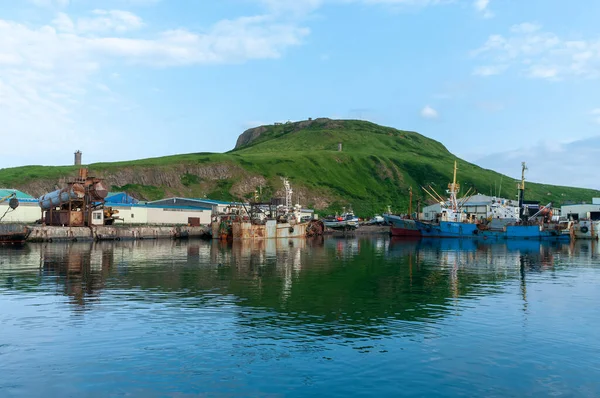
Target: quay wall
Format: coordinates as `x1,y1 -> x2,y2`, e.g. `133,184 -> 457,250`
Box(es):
27,225 -> 209,242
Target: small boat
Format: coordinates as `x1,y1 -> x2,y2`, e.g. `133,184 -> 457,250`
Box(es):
0,224 -> 31,245
323,211 -> 359,231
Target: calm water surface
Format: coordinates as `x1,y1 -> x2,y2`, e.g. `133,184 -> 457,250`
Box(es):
1,237 -> 600,397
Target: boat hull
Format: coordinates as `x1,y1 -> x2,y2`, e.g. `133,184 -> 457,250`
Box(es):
211,219 -> 323,240
383,214 -> 420,237
416,221 -> 569,240
0,224 -> 31,245
323,220 -> 358,231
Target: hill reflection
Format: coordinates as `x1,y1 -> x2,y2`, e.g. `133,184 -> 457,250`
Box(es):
0,237 -> 590,330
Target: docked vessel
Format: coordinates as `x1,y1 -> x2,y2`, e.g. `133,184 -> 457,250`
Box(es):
382,214 -> 420,237
211,179 -> 324,240
0,224 -> 31,245
413,162 -> 571,240
384,187 -> 421,237
323,209 -> 359,231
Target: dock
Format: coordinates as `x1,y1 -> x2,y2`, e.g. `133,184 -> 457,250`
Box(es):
26,225 -> 210,242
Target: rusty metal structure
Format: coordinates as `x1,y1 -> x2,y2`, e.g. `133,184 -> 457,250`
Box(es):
38,168 -> 108,227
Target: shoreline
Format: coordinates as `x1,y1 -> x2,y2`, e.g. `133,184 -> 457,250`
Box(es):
5,223 -> 392,243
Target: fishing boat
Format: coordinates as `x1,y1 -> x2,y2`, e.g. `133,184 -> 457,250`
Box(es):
416,162 -> 571,240
383,187 -> 422,237
210,179 -> 324,240
323,209 -> 359,231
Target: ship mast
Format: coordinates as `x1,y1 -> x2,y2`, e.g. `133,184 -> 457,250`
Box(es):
283,178 -> 293,210
408,186 -> 413,217
517,162 -> 527,222
447,161 -> 460,211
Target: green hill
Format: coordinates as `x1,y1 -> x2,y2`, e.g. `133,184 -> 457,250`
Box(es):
1,118 -> 598,216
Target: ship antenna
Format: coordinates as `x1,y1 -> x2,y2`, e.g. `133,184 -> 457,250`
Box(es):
518,162 -> 528,221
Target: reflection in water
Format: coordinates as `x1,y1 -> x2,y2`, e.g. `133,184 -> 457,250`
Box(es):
0,237 -> 586,314
1,237 -> 600,397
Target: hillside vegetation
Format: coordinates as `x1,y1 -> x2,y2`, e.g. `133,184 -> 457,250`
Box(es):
1,118 -> 598,216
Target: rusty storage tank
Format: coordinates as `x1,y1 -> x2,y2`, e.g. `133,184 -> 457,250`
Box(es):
38,184 -> 86,210
89,181 -> 108,201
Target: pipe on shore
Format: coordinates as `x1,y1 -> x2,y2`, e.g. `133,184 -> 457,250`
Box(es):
38,185 -> 86,210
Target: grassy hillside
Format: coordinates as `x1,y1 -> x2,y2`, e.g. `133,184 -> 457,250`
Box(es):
1,118 -> 598,216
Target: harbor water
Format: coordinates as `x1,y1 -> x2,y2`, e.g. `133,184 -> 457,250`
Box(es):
1,237 -> 600,397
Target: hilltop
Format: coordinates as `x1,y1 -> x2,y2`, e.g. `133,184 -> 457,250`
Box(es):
1,118 -> 598,216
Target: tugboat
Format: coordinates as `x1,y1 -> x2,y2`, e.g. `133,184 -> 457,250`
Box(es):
0,193 -> 31,245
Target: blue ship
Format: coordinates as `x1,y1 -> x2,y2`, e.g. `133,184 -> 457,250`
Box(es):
415,162 -> 572,241
416,220 -> 568,240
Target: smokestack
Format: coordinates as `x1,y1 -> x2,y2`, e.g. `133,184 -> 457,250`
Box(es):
74,150 -> 82,166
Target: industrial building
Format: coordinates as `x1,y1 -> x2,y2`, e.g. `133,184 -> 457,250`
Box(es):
0,189 -> 229,226
2,181 -> 318,227
147,197 -> 235,214
0,189 -> 40,223
561,199 -> 600,221
105,192 -> 139,205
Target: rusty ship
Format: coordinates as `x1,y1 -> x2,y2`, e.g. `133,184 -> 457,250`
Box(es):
211,178 -> 324,240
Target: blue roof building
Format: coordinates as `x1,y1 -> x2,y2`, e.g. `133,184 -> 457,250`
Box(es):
105,192 -> 139,205
0,188 -> 34,200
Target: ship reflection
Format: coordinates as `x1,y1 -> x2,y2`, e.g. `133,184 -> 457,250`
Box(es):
0,237 -> 596,323
40,242 -> 113,308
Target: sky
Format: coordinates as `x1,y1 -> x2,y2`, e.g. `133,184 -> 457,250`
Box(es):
1,0 -> 599,189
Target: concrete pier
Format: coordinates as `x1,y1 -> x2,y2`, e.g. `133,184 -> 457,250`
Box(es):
27,225 -> 210,242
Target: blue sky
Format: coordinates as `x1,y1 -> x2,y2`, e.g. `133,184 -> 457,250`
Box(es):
1,0 -> 599,189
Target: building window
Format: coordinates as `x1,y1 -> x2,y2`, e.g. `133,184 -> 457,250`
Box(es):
131,214 -> 135,218
93,212 -> 102,220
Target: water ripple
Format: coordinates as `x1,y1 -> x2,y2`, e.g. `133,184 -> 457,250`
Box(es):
1,238 -> 599,397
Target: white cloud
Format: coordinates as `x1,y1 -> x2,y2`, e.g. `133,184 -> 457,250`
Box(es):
53,10 -> 148,34
0,12 -> 310,167
420,105 -> 439,119
27,0 -> 69,7
473,64 -> 506,76
259,0 -> 323,15
473,22 -> 600,80
470,137 -> 600,189
473,0 -> 493,18
76,10 -> 144,33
